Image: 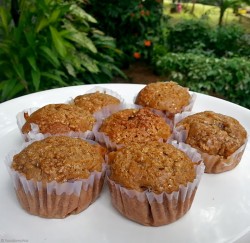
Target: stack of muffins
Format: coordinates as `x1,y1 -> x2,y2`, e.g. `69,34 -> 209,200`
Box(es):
5,82 -> 247,227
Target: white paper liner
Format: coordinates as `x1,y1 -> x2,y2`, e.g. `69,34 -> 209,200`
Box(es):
93,103 -> 173,150
107,141 -> 205,226
173,111 -> 248,173
66,86 -> 125,105
5,137 -> 106,218
16,107 -> 94,142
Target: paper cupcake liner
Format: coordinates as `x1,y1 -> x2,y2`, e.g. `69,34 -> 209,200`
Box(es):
16,108 -> 94,142
67,86 -> 125,105
93,103 -> 173,151
107,141 -> 205,226
5,139 -> 106,218
173,112 -> 248,173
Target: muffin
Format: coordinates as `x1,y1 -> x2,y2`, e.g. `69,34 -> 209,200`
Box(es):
73,87 -> 123,114
107,141 -> 204,226
174,111 -> 247,173
135,81 -> 196,119
5,136 -> 106,218
94,104 -> 171,150
17,104 -> 96,141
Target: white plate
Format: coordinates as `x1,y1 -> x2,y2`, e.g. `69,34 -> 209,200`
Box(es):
0,84 -> 250,243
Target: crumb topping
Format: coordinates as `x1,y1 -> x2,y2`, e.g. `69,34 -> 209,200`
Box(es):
74,92 -> 120,114
177,111 -> 247,157
135,81 -> 191,114
108,142 -> 196,194
12,136 -> 105,182
99,108 -> 171,145
22,104 -> 96,134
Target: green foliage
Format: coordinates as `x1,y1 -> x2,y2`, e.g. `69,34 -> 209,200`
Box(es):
153,52 -> 250,108
165,18 -> 250,58
85,0 -> 165,66
0,0 -> 124,101
167,19 -> 211,53
209,23 -> 245,56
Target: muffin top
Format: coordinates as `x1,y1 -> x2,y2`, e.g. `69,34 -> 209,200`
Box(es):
135,81 -> 191,114
74,92 -> 121,114
22,104 -> 96,134
99,108 -> 171,145
176,111 -> 247,158
12,136 -> 105,182
108,142 -> 196,194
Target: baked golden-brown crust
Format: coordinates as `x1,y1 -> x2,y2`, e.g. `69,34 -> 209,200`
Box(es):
135,81 -> 191,114
176,111 -> 247,158
12,136 -> 105,182
99,108 -> 171,145
74,92 -> 120,114
108,142 -> 196,194
21,104 -> 95,134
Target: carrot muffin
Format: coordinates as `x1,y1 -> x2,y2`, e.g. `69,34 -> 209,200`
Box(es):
95,107 -> 171,150
175,111 -> 247,173
19,104 -> 95,140
74,91 -> 121,114
107,141 -> 204,226
6,136 -> 106,218
135,81 -> 195,119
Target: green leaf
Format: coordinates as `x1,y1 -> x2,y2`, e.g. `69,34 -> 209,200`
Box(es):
8,83 -> 25,100
79,53 -> 99,73
24,31 -> 35,47
31,69 -> 41,91
41,72 -> 67,86
39,46 -> 60,68
27,56 -> 37,71
1,79 -> 18,100
13,64 -> 25,81
65,32 -> 97,53
49,26 -> 67,57
0,6 -> 9,34
36,17 -> 49,33
69,4 -> 97,24
49,8 -> 62,23
64,62 -> 76,77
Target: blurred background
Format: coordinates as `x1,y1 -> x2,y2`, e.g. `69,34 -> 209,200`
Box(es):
0,0 -> 250,108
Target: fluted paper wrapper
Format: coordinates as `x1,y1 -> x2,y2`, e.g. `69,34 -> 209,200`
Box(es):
107,141 -> 205,226
173,112 -> 247,173
5,139 -> 106,218
16,107 -> 94,142
93,103 -> 173,151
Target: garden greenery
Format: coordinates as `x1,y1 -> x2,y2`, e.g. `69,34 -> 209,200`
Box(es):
153,52 -> 250,108
0,0 -> 124,101
85,0 -> 165,66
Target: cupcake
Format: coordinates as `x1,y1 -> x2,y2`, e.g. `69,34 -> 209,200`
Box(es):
94,104 -> 172,150
17,104 -> 96,141
107,141 -> 204,226
174,111 -> 247,173
135,81 -> 196,119
72,86 -> 124,114
5,136 -> 106,218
